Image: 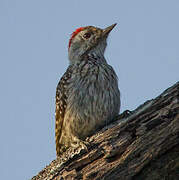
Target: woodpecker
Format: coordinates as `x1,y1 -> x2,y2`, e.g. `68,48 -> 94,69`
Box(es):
55,24 -> 120,156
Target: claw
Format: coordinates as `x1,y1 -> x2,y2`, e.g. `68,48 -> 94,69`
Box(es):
118,110 -> 133,119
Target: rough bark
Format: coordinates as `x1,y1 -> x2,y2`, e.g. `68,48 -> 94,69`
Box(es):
32,82 -> 179,180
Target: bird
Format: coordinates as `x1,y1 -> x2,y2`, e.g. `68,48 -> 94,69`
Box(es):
55,24 -> 120,156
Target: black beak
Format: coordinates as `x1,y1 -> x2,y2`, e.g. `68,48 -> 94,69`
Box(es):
102,23 -> 117,37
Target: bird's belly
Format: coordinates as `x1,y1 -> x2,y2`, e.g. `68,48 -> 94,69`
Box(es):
64,75 -> 120,139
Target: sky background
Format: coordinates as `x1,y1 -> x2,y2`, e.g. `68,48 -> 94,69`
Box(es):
1,0 -> 179,179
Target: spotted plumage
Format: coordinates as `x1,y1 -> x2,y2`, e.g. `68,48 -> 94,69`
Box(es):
55,24 -> 120,156
55,66 -> 73,154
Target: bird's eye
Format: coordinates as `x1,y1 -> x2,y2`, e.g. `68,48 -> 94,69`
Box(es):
83,32 -> 91,39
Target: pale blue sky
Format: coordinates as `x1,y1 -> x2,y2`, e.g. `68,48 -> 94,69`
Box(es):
1,0 -> 179,179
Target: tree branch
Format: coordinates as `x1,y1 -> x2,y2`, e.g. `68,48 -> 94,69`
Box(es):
32,81 -> 179,180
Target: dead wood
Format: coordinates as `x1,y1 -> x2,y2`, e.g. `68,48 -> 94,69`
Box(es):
32,81 -> 179,180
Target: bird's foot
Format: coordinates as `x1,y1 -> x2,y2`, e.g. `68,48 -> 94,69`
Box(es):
118,110 -> 133,119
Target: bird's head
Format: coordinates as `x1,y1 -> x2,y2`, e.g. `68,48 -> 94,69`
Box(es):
68,24 -> 117,63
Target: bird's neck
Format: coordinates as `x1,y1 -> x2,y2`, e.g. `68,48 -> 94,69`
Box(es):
88,46 -> 106,62
69,45 -> 107,65
69,39 -> 107,65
